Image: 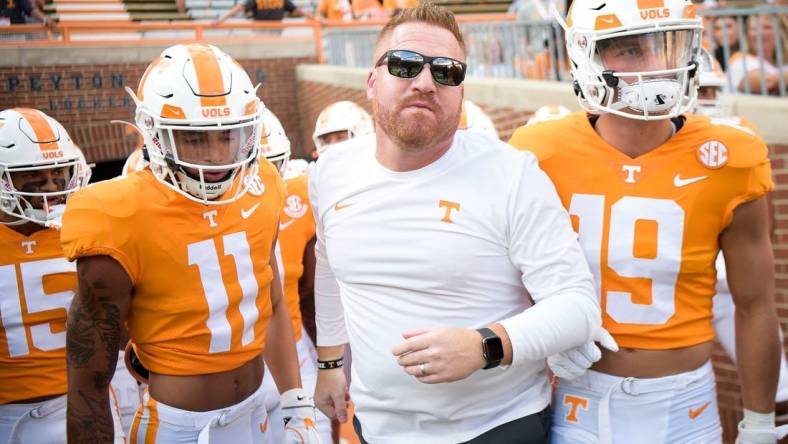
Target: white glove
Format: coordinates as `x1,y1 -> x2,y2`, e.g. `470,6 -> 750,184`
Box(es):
45,204 -> 66,229
736,409 -> 788,443
281,388 -> 322,444
547,327 -> 619,380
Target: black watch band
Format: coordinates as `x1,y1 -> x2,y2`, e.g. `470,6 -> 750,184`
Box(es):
477,327 -> 504,370
317,357 -> 344,370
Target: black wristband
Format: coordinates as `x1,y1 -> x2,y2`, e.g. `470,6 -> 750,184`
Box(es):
317,358 -> 344,370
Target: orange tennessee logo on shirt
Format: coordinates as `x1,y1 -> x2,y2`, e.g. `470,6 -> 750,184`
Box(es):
439,200 -> 460,223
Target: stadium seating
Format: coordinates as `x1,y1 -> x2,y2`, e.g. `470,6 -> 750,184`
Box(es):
44,0 -> 190,22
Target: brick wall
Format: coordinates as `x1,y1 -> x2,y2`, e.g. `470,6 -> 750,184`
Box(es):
0,56 -> 315,163
295,79 -> 788,444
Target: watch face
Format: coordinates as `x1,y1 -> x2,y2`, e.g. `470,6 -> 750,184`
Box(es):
484,336 -> 504,362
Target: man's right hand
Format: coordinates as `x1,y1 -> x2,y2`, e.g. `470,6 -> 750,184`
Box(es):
315,368 -> 350,423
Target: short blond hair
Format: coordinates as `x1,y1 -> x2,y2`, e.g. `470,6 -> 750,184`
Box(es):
374,2 -> 466,59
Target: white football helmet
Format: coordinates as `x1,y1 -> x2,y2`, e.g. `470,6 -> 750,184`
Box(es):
258,107 -> 291,176
526,105 -> 572,126
558,0 -> 703,120
312,101 -> 373,155
694,48 -> 730,118
0,108 -> 91,226
128,43 -> 263,205
458,100 -> 499,139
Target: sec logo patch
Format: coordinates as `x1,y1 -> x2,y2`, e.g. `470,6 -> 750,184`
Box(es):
697,140 -> 728,169
284,194 -> 308,219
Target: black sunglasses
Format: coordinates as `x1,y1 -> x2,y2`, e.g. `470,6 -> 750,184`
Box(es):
375,49 -> 467,86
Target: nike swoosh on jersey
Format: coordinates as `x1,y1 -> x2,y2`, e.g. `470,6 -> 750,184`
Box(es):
279,219 -> 296,231
688,401 -> 711,419
334,202 -> 353,211
241,202 -> 261,219
673,174 -> 708,187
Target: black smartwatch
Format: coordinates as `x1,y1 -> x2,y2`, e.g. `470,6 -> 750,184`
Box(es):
476,327 -> 504,369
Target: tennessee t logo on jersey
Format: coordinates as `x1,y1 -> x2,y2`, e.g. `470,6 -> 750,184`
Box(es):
622,165 -> 641,183
21,241 -> 36,255
203,210 -> 219,228
439,200 -> 460,223
563,395 -> 588,423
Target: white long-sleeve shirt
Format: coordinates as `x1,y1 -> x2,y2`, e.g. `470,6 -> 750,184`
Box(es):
310,130 -> 600,443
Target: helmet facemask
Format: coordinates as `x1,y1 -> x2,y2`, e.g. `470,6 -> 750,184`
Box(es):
136,102 -> 261,206
0,158 -> 90,227
568,25 -> 702,120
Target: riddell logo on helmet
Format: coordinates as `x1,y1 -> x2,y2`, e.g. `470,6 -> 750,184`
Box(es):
201,107 -> 231,118
42,150 -> 64,160
637,0 -> 670,19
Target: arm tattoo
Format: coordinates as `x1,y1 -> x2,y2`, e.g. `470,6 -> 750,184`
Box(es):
66,389 -> 116,444
66,266 -> 125,442
66,280 -> 122,386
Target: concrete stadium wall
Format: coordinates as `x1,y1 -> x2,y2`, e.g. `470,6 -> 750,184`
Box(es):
295,63 -> 788,444
0,41 -> 317,163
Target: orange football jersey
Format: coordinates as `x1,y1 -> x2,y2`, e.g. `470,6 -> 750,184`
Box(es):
278,173 -> 316,341
60,164 -> 286,375
0,226 -> 74,403
509,112 -> 772,349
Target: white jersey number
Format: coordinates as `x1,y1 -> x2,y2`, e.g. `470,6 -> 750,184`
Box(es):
0,258 -> 75,358
188,232 -> 261,354
570,195 -> 685,325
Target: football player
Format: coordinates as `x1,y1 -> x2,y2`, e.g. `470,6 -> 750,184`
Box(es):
312,101 -> 374,156
510,1 -> 784,442
0,108 -> 126,442
60,43 -> 317,443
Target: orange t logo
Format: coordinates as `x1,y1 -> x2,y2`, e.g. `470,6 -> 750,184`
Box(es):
439,200 -> 460,223
563,395 -> 588,423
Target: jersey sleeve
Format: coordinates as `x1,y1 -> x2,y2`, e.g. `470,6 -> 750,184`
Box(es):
59,186 -> 140,284
721,127 -> 774,226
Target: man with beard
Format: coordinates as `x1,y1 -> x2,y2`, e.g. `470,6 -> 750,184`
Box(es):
309,3 -> 608,443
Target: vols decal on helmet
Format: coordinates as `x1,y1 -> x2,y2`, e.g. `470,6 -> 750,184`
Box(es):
283,194 -> 308,219
696,140 -> 728,169
637,0 -> 670,20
